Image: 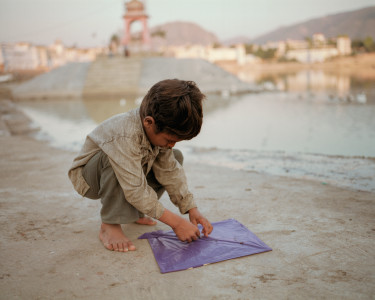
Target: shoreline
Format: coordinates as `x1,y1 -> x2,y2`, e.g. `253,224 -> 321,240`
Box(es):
3,98 -> 374,194
183,146 -> 375,193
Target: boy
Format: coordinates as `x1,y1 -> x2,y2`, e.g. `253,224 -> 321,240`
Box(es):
68,79 -> 213,252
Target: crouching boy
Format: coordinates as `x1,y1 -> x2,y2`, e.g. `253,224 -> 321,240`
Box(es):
68,79 -> 213,252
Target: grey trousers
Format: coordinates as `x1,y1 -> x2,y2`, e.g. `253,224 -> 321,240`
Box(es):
82,149 -> 183,224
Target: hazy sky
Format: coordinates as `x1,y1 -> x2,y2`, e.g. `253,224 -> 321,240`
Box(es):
0,0 -> 374,47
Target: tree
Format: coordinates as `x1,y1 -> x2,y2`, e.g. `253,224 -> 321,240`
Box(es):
151,29 -> 166,38
254,47 -> 277,60
244,44 -> 254,54
304,37 -> 313,49
363,36 -> 375,52
352,37 -> 375,53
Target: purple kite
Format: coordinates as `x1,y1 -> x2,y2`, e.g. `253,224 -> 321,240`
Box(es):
138,218 -> 272,273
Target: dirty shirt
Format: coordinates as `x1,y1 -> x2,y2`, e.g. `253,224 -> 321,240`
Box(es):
68,108 -> 196,219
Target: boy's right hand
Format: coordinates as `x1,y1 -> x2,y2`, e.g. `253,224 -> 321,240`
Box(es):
158,208 -> 201,242
172,218 -> 201,243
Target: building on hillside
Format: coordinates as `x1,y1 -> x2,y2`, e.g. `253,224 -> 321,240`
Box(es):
48,40 -> 66,68
313,33 -> 326,46
206,45 -> 244,63
262,39 -> 309,59
168,44 -> 260,65
35,46 -> 50,69
0,41 -> 102,72
337,36 -> 351,55
0,42 -> 39,70
276,34 -> 352,63
286,39 -> 309,50
286,47 -> 339,63
65,47 -> 98,62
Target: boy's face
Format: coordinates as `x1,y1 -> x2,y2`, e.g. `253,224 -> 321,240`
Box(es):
143,116 -> 182,149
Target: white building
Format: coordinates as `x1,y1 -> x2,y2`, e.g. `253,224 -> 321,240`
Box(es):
286,47 -> 339,63
169,44 -> 259,65
313,33 -> 326,46
337,37 -> 351,55
1,43 -> 40,70
286,39 -> 309,50
282,34 -> 352,63
0,41 -> 102,71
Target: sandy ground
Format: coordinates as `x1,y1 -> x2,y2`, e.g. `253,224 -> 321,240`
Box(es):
0,104 -> 374,299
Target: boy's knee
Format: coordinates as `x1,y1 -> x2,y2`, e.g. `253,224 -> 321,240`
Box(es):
173,149 -> 184,166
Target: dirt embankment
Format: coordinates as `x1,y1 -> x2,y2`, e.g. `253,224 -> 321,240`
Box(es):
0,99 -> 39,137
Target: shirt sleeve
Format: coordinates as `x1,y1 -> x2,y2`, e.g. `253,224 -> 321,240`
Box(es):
101,136 -> 165,219
152,148 -> 197,214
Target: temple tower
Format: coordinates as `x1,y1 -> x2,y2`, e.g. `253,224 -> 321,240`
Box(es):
122,0 -> 150,49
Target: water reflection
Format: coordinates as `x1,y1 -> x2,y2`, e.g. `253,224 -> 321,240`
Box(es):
182,92 -> 375,157
238,69 -> 375,104
20,98 -> 91,122
82,95 -> 142,124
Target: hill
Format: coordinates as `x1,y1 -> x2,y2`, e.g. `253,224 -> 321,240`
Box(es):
251,6 -> 375,44
149,21 -> 219,48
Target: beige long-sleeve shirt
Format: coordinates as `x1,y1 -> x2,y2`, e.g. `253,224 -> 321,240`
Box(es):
68,108 -> 196,219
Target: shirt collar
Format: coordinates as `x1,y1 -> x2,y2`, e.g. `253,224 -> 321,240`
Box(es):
136,108 -> 160,153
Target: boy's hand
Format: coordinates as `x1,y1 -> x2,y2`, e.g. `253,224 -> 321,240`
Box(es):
158,208 -> 201,242
188,207 -> 213,237
172,218 -> 201,243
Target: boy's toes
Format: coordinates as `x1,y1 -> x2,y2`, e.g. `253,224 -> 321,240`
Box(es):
104,243 -> 114,251
116,243 -> 126,252
99,224 -> 136,253
121,242 -> 130,252
127,241 -> 136,251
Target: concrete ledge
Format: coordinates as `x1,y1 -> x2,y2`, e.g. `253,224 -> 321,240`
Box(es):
11,62 -> 91,100
10,57 -> 259,100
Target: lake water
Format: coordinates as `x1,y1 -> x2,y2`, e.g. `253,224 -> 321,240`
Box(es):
19,69 -> 375,192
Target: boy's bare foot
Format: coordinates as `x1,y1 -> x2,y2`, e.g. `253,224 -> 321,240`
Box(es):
135,217 -> 157,226
99,223 -> 136,252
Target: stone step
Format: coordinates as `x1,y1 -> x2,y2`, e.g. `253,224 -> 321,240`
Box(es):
83,56 -> 142,97
138,57 -> 257,95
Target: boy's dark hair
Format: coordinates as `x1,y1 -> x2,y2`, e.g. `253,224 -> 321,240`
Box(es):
140,79 -> 205,140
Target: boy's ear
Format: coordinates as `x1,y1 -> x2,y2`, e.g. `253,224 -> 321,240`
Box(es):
143,116 -> 155,127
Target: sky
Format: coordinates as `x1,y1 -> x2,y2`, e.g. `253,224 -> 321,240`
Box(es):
0,0 -> 374,48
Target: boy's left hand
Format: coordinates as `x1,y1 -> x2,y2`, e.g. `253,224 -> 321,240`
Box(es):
188,208 -> 213,237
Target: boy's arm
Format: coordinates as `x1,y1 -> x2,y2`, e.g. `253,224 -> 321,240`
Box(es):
152,149 -> 196,214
